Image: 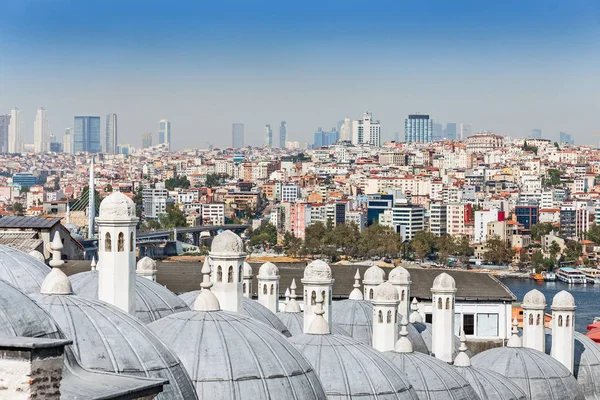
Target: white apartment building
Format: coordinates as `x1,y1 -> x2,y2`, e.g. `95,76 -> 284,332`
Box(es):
446,203 -> 470,236
351,111 -> 381,147
142,188 -> 168,219
33,108 -> 50,153
281,184 -> 300,203
345,210 -> 367,232
473,209 -> 502,244
429,202 -> 447,236
379,204 -> 425,241
201,203 -> 225,225
8,107 -> 23,154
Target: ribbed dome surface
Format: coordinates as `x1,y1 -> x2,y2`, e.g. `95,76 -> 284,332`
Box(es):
29,294 -> 197,400
210,230 -> 244,254
0,245 -> 49,294
0,279 -> 61,339
471,346 -> 584,400
148,310 -> 326,400
276,311 -> 349,336
179,291 -> 291,337
384,351 -> 480,400
332,299 -> 428,353
454,366 -> 526,400
71,270 -> 190,324
289,333 -> 419,399
546,330 -> 600,399
412,321 -> 469,358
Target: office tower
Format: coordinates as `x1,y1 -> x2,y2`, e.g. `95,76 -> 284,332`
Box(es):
264,124 -> 273,147
142,132 -> 153,149
73,116 -> 101,153
530,129 -> 542,139
460,123 -> 472,140
313,127 -> 339,148
105,113 -> 117,154
340,118 -> 352,142
63,128 -> 73,154
432,122 -> 443,141
0,114 -> 9,153
394,132 -> 400,142
279,121 -> 287,148
352,111 -> 380,146
404,114 -> 433,143
446,123 -> 457,141
560,131 -> 574,145
232,123 -> 244,148
8,108 -> 24,154
49,134 -> 62,152
158,119 -> 171,148
33,108 -> 50,153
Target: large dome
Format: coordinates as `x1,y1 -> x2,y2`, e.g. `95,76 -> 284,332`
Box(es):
98,191 -> 136,219
179,291 -> 291,337
0,279 -> 61,339
331,299 -> 429,353
289,333 -> 419,399
210,230 -> 244,255
455,365 -> 527,400
30,294 -> 197,400
70,270 -> 190,324
384,351 -> 480,400
363,265 -> 385,284
276,311 -> 349,337
148,310 -> 326,400
303,260 -> 331,281
0,245 -> 50,294
412,321 -> 469,358
471,346 -> 584,400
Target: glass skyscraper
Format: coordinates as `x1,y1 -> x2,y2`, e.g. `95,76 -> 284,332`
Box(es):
105,113 -> 117,154
73,116 -> 101,153
0,114 -> 9,153
158,119 -> 171,147
446,123 -> 457,141
405,114 -> 432,143
232,123 -> 244,148
279,121 -> 287,148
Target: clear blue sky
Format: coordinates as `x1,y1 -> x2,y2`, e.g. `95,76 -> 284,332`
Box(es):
0,0 -> 599,148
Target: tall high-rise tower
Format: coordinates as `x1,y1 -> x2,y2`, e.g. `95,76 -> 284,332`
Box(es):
352,111 -> 380,146
279,121 -> 287,148
74,116 -> 101,153
8,108 -> 24,154
105,113 -> 117,154
34,108 -> 50,153
142,132 -> 153,149
404,114 -> 432,143
264,124 -> 273,147
232,123 -> 244,148
158,119 -> 171,148
0,114 -> 10,153
63,128 -> 73,154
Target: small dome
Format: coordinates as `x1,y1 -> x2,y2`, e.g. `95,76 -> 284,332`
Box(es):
258,261 -> 279,278
28,250 -> 46,263
471,346 -> 584,400
303,260 -> 331,281
30,294 -> 197,400
551,290 -> 575,309
0,245 -> 49,294
432,272 -> 456,291
179,291 -> 291,337
149,310 -> 326,399
275,311 -> 350,337
137,256 -> 157,272
412,321 -> 470,359
289,333 -> 418,399
384,351 -> 480,400
363,265 -> 385,284
98,191 -> 136,219
522,289 -> 546,307
455,365 -> 527,400
210,230 -> 244,255
331,299 -> 429,354
71,270 -> 190,324
374,282 -> 399,302
389,265 -> 411,284
242,261 -> 253,278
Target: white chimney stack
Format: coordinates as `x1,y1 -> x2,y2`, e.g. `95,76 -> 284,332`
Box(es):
550,291 -> 576,372
522,289 -> 546,353
431,272 -> 456,363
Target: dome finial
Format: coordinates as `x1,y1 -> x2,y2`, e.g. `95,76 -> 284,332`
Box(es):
284,288 -> 290,305
90,256 -> 96,271
307,292 -> 330,335
409,297 -> 422,323
194,256 -> 220,311
349,269 -> 363,300
40,232 -> 73,295
506,317 -> 522,348
394,315 -> 413,353
284,278 -> 301,312
453,330 -> 471,367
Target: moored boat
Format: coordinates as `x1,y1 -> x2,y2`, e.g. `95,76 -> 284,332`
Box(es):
580,268 -> 600,284
542,271 -> 556,281
556,267 -> 586,284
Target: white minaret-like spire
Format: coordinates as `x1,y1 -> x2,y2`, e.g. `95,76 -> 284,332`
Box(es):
88,156 -> 95,239
194,256 -> 220,312
409,297 -> 423,323
257,261 -> 280,313
242,261 -> 253,298
209,230 -> 246,313
550,290 -> 576,372
507,317 -> 522,348
302,260 -> 334,333
394,316 -> 414,353
96,192 -> 138,315
136,256 -> 157,282
431,272 -> 457,363
521,289 -> 546,353
40,232 -> 73,295
453,331 -> 471,367
307,292 -> 330,335
284,278 -> 301,312
349,269 -> 363,300
388,264 -> 411,319
372,282 -> 400,352
66,201 -> 71,225
284,288 -> 290,307
90,256 -> 96,271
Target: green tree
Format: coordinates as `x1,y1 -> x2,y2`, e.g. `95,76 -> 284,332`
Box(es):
358,224 -> 402,259
282,231 -> 303,257
531,222 -> 555,241
410,230 -> 436,261
585,224 -> 600,244
532,250 -> 545,272
248,224 -> 278,249
105,183 -> 113,192
483,237 -> 515,265
543,169 -> 562,187
164,175 -> 191,191
548,241 -> 561,260
159,203 -> 187,229
454,236 -> 473,267
303,222 -> 327,257
436,235 -> 455,266
140,219 -> 162,232
12,202 -> 24,216
563,240 -> 582,265
205,174 -> 222,188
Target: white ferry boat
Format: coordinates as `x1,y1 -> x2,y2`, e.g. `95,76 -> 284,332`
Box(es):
580,268 -> 600,284
556,267 -> 586,284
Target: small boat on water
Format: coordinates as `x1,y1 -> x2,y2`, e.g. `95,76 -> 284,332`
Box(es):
580,268 -> 600,284
556,267 -> 586,284
542,271 -> 556,281
529,273 -> 544,282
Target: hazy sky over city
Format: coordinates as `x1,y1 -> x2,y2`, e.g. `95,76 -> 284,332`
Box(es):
0,0 -> 599,149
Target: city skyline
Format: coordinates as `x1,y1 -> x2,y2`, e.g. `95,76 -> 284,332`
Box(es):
0,1 -> 598,149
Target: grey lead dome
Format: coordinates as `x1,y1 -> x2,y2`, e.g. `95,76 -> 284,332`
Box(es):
0,244 -> 49,294
148,310 -> 326,400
